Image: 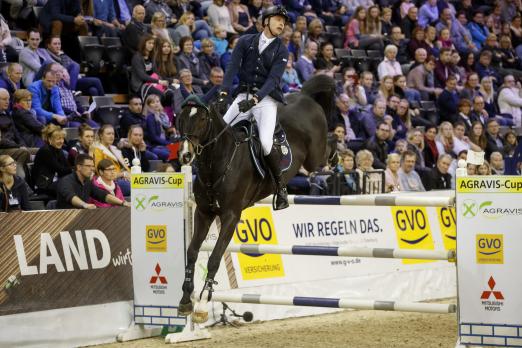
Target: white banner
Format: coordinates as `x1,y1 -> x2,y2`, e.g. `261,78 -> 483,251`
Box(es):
131,173 -> 186,326
457,176 -> 522,347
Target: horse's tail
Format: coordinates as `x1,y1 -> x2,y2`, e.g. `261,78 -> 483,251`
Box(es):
300,74 -> 337,129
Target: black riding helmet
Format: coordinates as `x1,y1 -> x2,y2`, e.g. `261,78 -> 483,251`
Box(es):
261,5 -> 290,26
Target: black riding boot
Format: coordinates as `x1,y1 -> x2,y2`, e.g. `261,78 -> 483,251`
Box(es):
265,147 -> 289,210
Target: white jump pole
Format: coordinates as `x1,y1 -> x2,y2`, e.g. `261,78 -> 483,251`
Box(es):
200,243 -> 456,262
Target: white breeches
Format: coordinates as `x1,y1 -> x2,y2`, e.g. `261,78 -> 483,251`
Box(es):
223,93 -> 278,156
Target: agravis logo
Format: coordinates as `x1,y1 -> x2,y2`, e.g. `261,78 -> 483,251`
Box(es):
461,200 -> 522,219
133,194 -> 183,212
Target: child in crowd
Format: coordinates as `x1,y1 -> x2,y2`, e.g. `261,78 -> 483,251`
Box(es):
282,53 -> 302,93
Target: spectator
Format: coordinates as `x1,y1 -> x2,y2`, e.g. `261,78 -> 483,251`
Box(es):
0,155 -> 30,212
151,12 -> 177,46
208,0 -> 236,34
92,0 -> 126,37
395,98 -> 414,129
173,69 -> 204,115
497,74 -> 522,127
0,89 -> 36,181
177,36 -> 208,87
355,149 -> 375,189
423,154 -> 452,190
211,25 -> 229,57
365,121 -> 390,169
0,63 -> 22,101
460,73 -> 481,101
425,26 -> 440,57
153,38 -> 179,85
32,124 -> 72,196
387,94 -> 406,139
120,96 -> 146,137
498,35 -> 522,71
475,50 -> 501,84
423,124 -> 440,168
145,0 -> 176,25
28,67 -> 67,126
361,98 -> 387,139
89,159 -> 126,207
248,0 -> 263,21
68,124 -> 95,166
19,30 -> 47,88
220,35 -> 239,71
456,98 -> 473,133
333,124 -> 347,151
12,89 -> 44,148
120,125 -> 151,173
56,154 -> 129,209
467,162 -> 478,175
436,121 -> 457,156
470,95 -> 490,125
204,66 -> 225,93
360,71 -> 379,106
398,150 -> 425,191
418,0 -> 438,29
329,149 -> 358,195
229,0 -> 253,34
384,153 -> 401,192
381,7 -> 393,36
468,121 -> 488,151
467,11 -> 489,50
490,151 -> 504,174
377,75 -> 395,100
408,27 -> 431,59
449,11 -> 479,55
407,56 -> 442,100
178,12 -> 213,42
453,120 -> 482,154
198,38 -> 221,81
436,28 -> 455,51
144,94 -> 175,161
393,75 -> 421,105
344,7 -> 383,50
401,6 -> 418,39
39,0 -> 89,37
122,5 -> 151,53
315,42 -> 340,75
130,34 -> 169,98
387,26 -> 409,64
437,75 -> 460,124
282,54 -> 302,93
477,160 -> 492,175
91,124 -> 131,196
295,40 -> 317,82
377,45 -> 402,80
406,128 -> 425,170
485,118 -> 505,158
479,76 -> 500,118
337,67 -> 366,107
307,19 -> 325,45
434,48 -> 452,88
394,138 -> 408,155
411,48 -> 428,70
333,94 -> 359,140
503,129 -> 518,156
509,15 -> 522,55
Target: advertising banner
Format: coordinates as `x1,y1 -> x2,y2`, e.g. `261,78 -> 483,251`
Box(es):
131,173 -> 186,327
457,177 -> 522,347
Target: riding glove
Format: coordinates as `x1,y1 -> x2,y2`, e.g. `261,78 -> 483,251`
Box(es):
238,99 -> 256,113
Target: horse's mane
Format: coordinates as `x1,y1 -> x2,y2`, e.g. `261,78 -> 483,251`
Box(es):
300,74 -> 337,128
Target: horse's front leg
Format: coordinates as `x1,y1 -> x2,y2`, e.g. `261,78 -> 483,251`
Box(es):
178,207 -> 216,316
192,210 -> 241,323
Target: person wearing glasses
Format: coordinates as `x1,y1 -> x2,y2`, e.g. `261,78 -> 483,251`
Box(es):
11,89 -> 45,148
56,154 -> 130,210
0,155 -> 30,212
89,159 -> 126,207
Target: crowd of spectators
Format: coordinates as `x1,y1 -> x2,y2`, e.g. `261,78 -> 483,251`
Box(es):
0,0 -> 521,211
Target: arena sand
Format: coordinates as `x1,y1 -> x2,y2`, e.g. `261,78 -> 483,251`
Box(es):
97,298 -> 457,348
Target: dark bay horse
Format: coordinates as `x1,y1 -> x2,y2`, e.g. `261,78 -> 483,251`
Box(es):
177,75 -> 337,322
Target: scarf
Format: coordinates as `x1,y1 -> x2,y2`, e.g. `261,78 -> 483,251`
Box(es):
96,176 -> 116,195
425,137 -> 439,160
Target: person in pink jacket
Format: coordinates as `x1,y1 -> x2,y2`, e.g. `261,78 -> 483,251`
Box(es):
89,159 -> 125,208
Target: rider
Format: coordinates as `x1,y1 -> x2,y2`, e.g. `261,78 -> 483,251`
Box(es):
218,5 -> 290,210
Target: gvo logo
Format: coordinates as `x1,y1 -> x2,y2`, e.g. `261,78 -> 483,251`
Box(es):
146,225 -> 167,253
476,234 -> 503,264
134,194 -> 183,211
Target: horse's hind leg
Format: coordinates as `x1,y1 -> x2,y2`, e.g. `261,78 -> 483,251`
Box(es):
192,210 -> 241,323
178,207 -> 215,316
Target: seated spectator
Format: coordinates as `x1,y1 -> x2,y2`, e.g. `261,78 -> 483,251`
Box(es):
130,34 -> 170,99
485,118 -> 505,158
418,0 -> 438,29
11,89 -> 44,148
145,0 -> 177,25
387,26 -> 409,64
364,6 -> 384,47
38,0 -> 89,37
424,26 -> 440,57
394,138 -> 408,155
333,124 -> 347,151
306,19 -> 326,45
437,75 -> 460,124
295,40 -> 317,82
336,67 -> 365,106
365,121 -> 390,170
120,96 -> 146,137
386,95 -> 406,140
282,54 -> 302,93
406,128 -> 426,170
377,75 -> 395,100
470,95 -> 490,125
210,25 -> 229,57
479,76 -> 499,118
0,155 -> 30,212
448,11 -> 478,55
377,45 -> 402,80
120,125 -> 151,173
204,66 -> 225,93
32,124 -> 72,196
381,7 -> 393,37
89,159 -> 126,208
503,129 -> 518,156
398,150 -> 425,191
0,88 -> 37,179
456,98 -> 473,133
176,36 -> 208,87
144,94 -> 176,161
361,99 -> 387,139
56,154 -> 130,209
468,121 -> 488,151
28,67 -> 67,126
407,56 -> 442,101
19,30 -> 47,88
68,124 -> 95,166
423,154 -> 452,190
229,0 -> 253,34
497,74 -> 522,127
498,35 -> 521,71
91,0 -> 126,38
220,34 -> 239,71
436,121 -> 457,156
434,48 -> 452,88
489,151 -> 504,174
173,69 -> 204,115
198,38 -> 221,81
452,120 -> 482,154
288,29 -> 302,61
315,42 -> 341,75
477,160 -> 492,175
91,124 -> 131,196
436,28 -> 455,51
333,94 -> 359,140
151,11 -> 177,46
355,149 -> 375,189
152,38 -> 178,108
467,10 -> 489,50
423,124 -> 440,168
329,149 -> 358,195
208,0 -> 236,34
360,71 -> 379,106
475,50 -> 500,84
467,163 -> 477,175
410,48 -> 428,70
393,75 -> 421,106
460,73 -> 481,101
408,27 -> 431,59
345,7 -> 374,50
401,6 -> 418,39
122,5 -> 151,54
384,153 -> 401,192
0,63 -> 22,102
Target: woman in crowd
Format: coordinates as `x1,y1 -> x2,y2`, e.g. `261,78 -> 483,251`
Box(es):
435,121 -> 456,156
91,124 -> 131,196
288,30 -> 302,60
510,15 -> 522,55
479,76 -> 499,117
11,89 -> 44,148
338,67 -> 366,106
282,53 -> 302,92
198,38 -> 221,80
457,99 -> 473,133
499,35 -> 521,70
423,124 -> 441,168
208,0 -> 236,34
344,7 -> 382,50
424,26 -> 439,57
477,161 -> 492,175
460,73 -> 481,100
151,12 -> 176,46
0,155 -> 30,212
377,45 -> 402,79
408,27 -> 431,58
89,159 -> 125,207
437,28 -> 455,50
315,42 -> 341,74
460,52 -> 477,78
130,35 -> 170,100
177,36 -> 208,87
406,128 -> 426,170
381,7 -> 393,36
121,125 -> 151,173
328,149 -> 358,195
393,74 -> 421,105
468,121 -> 488,151
229,0 -> 253,34
384,153 -> 401,192
153,39 -> 179,84
144,94 -> 175,161
68,124 -> 95,166
248,0 -> 262,22
307,19 -> 325,45
467,163 -> 478,175
32,124 -> 71,196
378,75 -> 395,100
503,129 -> 518,157
396,99 -> 413,129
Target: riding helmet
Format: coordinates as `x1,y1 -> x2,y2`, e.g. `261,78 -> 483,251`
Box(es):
262,5 -> 290,25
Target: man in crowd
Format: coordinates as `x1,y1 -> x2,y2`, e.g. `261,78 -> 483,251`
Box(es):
56,154 -> 131,209
398,150 -> 425,191
120,96 -> 146,136
361,99 -> 388,139
434,48 -> 453,87
203,67 -> 224,93
333,93 -> 359,140
28,67 -> 68,125
497,75 -> 522,127
360,71 -> 378,106
407,56 -> 442,100
485,118 -> 504,158
38,0 -> 89,37
418,0 -> 439,28
401,6 -> 418,38
365,121 -> 390,170
437,75 -> 460,123
0,63 -> 22,101
295,40 -> 317,82
423,154 -> 452,190
411,48 -> 428,69
386,26 -> 409,64
122,5 -> 150,53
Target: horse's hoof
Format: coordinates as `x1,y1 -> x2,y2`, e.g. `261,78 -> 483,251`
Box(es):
192,311 -> 209,323
178,302 -> 193,316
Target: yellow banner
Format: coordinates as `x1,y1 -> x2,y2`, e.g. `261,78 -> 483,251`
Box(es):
131,174 -> 184,189
457,177 -> 522,193
391,207 -> 435,264
437,207 -> 456,251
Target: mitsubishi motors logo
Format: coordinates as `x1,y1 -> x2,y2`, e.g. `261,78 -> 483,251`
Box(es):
481,276 -> 504,312
150,263 -> 168,284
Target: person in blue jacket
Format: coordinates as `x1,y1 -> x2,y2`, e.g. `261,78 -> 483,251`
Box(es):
28,67 -> 68,126
217,5 -> 290,210
467,10 -> 489,50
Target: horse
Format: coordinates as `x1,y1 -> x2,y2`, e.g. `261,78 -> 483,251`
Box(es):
177,74 -> 338,322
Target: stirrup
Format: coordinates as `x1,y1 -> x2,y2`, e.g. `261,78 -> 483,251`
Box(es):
272,186 -> 289,210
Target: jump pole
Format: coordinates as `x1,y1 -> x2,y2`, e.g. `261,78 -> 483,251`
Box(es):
257,193 -> 455,207
200,243 -> 456,262
211,293 -> 457,314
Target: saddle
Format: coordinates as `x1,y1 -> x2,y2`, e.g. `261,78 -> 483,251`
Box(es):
233,119 -> 292,179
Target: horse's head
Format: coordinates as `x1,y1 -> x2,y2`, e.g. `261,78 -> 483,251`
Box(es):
178,95 -> 213,153
178,139 -> 195,165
